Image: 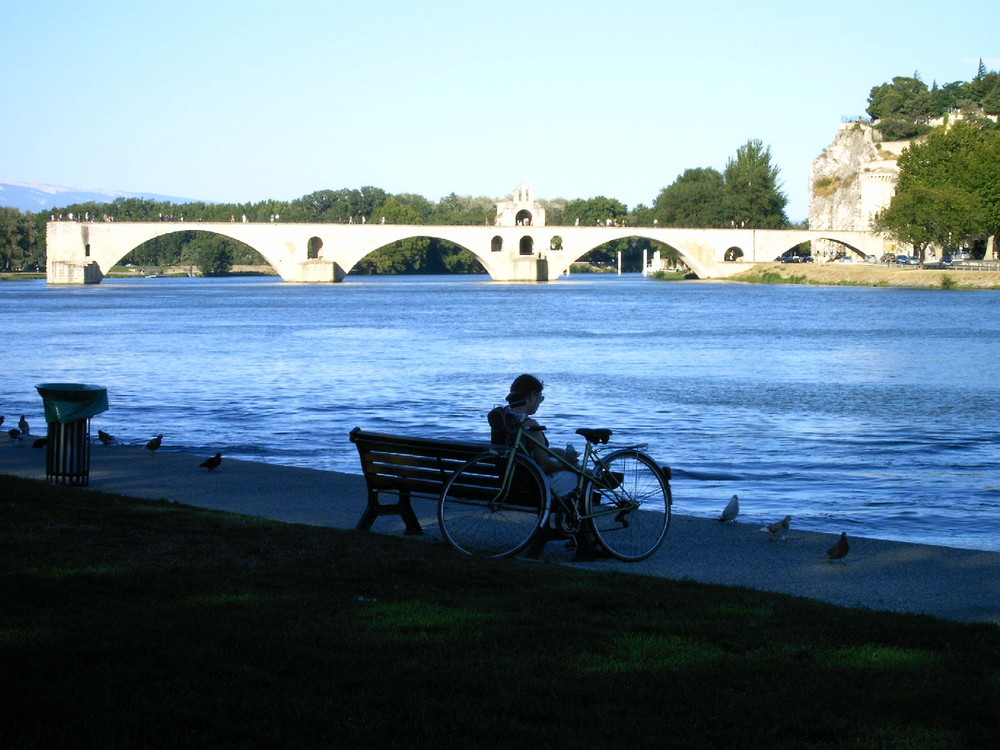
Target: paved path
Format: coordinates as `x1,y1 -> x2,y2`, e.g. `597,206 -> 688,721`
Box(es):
4,441 -> 998,625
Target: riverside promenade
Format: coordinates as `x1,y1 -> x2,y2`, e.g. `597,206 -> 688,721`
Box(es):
3,441 -> 998,625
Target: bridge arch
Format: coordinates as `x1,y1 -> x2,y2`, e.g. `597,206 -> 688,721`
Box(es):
345,234 -> 487,276
102,226 -> 281,273
307,236 -> 323,259
812,236 -> 867,260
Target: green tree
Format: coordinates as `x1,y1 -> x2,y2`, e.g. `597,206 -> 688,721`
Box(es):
0,207 -> 38,270
562,196 -> 628,227
653,168 -> 726,227
874,120 -> 1000,259
721,139 -> 788,229
181,233 -> 235,275
352,197 -> 430,274
928,80 -> 971,117
431,193 -> 495,225
867,76 -> 933,139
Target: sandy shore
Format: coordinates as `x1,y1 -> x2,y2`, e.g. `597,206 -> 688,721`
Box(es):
3,440 -> 999,625
733,262 -> 1000,288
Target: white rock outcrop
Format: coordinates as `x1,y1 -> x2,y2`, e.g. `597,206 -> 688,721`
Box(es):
809,121 -> 904,234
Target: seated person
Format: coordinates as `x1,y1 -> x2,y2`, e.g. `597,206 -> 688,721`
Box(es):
489,373 -> 578,498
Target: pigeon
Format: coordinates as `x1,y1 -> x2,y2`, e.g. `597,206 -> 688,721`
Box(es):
32,437 -> 48,448
761,515 -> 792,540
718,494 -> 740,522
18,415 -> 29,434
0,416 -> 5,427
8,428 -> 21,440
145,435 -> 163,453
199,452 -> 222,471
98,429 -> 116,446
827,531 -> 850,562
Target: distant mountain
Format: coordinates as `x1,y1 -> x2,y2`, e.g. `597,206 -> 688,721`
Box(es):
0,180 -> 203,213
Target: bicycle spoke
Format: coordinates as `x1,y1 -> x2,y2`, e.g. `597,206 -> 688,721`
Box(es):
586,450 -> 670,561
439,453 -> 546,557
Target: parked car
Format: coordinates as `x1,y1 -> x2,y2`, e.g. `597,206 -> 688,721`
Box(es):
941,254 -> 953,266
895,255 -> 910,265
879,253 -> 896,264
800,255 -> 814,263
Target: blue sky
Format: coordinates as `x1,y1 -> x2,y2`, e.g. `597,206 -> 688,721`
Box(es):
2,0 -> 998,221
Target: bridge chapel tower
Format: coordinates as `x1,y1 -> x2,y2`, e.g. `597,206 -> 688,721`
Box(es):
494,182 -> 546,227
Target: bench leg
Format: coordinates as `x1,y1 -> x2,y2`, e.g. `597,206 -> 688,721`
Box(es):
355,490 -> 425,536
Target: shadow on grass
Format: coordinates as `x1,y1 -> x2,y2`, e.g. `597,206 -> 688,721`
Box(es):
3,475 -> 999,749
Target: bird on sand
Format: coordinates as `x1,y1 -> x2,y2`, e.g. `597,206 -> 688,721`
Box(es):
199,452 -> 222,471
98,429 -> 116,446
18,415 -> 29,434
0,416 -> 5,427
718,494 -> 740,522
761,515 -> 792,540
145,435 -> 163,453
8,428 -> 21,441
33,437 -> 48,448
827,531 -> 850,562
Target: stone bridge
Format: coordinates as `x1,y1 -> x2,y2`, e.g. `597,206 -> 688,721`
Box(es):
45,221 -> 889,284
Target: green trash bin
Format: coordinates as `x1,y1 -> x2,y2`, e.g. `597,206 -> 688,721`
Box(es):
35,383 -> 109,487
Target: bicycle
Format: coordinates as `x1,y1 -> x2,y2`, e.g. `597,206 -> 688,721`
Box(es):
438,425 -> 672,561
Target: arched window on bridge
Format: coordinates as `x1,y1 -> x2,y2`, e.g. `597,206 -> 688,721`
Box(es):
519,236 -> 534,256
491,236 -> 503,252
307,237 -> 323,260
724,247 -> 744,262
515,209 -> 533,226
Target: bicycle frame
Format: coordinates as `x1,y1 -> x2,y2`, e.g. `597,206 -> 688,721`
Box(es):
491,426 -> 648,525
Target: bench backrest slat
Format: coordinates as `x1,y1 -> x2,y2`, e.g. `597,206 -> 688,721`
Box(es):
351,427 -> 493,499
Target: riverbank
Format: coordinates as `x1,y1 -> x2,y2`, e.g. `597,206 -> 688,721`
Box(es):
731,262 -> 1000,289
3,441 -> 998,624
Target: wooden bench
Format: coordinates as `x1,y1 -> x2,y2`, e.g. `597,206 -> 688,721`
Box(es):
349,427 -> 492,535
349,427 -> 603,559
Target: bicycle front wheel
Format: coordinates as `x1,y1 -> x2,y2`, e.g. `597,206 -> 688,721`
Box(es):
438,452 -> 547,557
586,449 -> 671,561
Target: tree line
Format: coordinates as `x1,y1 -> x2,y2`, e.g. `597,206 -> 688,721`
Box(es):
866,59 -> 1000,140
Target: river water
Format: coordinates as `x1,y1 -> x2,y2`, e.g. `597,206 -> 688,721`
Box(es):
3,274 -> 999,551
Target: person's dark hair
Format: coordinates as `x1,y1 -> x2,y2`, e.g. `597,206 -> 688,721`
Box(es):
506,373 -> 543,405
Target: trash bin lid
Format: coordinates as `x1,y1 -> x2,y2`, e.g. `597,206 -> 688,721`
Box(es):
36,383 -> 109,424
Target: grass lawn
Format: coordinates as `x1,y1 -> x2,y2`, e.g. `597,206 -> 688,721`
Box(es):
3,474 -> 999,749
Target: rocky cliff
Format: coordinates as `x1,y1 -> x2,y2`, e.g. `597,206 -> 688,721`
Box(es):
809,121 -> 904,232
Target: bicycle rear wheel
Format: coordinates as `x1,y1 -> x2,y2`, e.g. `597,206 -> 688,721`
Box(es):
586,449 -> 671,561
438,452 -> 547,557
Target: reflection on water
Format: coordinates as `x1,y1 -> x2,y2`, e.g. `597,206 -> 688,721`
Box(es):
4,274 -> 1000,551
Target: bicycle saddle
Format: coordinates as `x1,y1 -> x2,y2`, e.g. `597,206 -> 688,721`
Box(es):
576,428 -> 612,444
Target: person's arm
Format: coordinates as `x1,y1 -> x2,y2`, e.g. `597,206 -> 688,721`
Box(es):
521,420 -> 566,474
